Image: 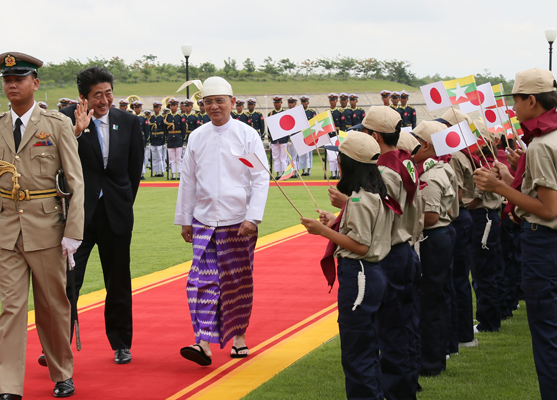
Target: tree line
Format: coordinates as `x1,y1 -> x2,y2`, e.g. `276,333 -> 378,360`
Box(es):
6,54 -> 514,91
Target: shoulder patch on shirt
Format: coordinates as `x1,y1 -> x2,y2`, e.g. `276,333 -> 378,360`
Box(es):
351,197 -> 360,202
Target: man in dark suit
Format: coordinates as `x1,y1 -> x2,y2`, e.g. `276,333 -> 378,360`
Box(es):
58,67 -> 143,364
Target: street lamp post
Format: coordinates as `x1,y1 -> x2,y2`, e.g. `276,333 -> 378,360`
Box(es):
181,44 -> 193,98
545,29 -> 557,71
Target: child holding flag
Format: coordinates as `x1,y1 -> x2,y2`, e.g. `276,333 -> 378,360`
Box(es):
301,131 -> 398,400
411,121 -> 459,377
474,68 -> 557,400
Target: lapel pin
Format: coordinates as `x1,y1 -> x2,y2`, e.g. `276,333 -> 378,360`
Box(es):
113,124 -> 118,131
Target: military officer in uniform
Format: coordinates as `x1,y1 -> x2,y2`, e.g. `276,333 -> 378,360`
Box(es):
380,89 -> 391,106
196,99 -> 210,126
164,98 -> 186,180
38,101 -> 48,110
339,93 -> 353,131
0,52 -> 84,399
231,99 -> 248,123
246,98 -> 264,140
400,90 -> 417,129
179,100 -> 187,115
150,101 -> 166,177
269,95 -> 288,178
349,93 -> 366,127
132,101 -> 150,179
327,93 -> 342,135
299,95 -> 316,176
182,99 -> 198,147
118,99 -> 129,111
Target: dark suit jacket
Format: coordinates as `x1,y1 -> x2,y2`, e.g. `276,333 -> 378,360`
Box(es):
61,105 -> 144,236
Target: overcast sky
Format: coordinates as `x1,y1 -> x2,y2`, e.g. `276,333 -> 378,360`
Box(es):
6,0 -> 557,81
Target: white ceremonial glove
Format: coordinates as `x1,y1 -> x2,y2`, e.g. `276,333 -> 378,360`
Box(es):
61,237 -> 82,269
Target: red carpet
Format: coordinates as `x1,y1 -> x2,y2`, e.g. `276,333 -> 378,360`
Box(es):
23,230 -> 337,399
140,180 -> 332,188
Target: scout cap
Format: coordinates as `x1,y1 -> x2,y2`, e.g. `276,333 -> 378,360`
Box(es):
338,131 -> 381,164
201,76 -> 233,98
435,108 -> 472,126
503,68 -> 557,96
412,120 -> 447,144
352,106 -> 402,134
397,130 -> 421,155
0,52 -> 43,77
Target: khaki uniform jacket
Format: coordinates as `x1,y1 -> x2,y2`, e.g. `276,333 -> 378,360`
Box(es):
420,160 -> 457,230
0,105 -> 84,251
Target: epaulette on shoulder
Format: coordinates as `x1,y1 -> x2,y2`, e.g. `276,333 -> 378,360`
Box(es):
407,105 -> 415,109
44,110 -> 66,120
358,107 -> 365,111
309,108 -> 316,112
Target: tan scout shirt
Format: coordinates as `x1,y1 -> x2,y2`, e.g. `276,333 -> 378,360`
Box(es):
450,151 -> 475,207
379,165 -> 419,246
420,160 -> 457,230
517,129 -> 557,229
334,188 -> 393,263
0,106 -> 84,252
469,187 -> 504,210
442,162 -> 460,221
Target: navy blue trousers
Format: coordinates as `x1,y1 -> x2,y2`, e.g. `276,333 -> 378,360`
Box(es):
419,225 -> 455,376
501,216 -> 522,313
378,242 -> 417,400
470,209 -> 502,332
338,257 -> 387,400
521,222 -> 557,400
451,209 -> 474,343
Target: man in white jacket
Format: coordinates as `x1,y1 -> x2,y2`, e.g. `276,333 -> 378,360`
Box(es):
175,77 -> 269,366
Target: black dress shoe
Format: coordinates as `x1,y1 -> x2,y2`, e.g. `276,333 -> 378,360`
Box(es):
0,394 -> 22,400
114,348 -> 132,364
38,354 -> 47,367
53,378 -> 75,398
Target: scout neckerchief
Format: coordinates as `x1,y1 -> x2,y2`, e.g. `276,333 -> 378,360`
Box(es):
502,108 -> 557,222
416,155 -> 452,177
460,148 -> 481,169
378,149 -> 418,205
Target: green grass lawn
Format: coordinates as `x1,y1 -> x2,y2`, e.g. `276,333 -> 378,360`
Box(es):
0,77 -> 414,113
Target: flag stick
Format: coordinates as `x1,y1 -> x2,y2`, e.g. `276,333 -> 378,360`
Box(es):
297,169 -> 319,209
503,103 -> 526,151
308,110 -> 333,187
450,106 -> 484,169
254,154 -> 304,218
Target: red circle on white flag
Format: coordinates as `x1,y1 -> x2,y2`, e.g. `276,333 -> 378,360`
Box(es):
239,158 -> 254,168
430,88 -> 442,104
470,91 -> 485,106
507,109 -> 516,118
485,109 -> 497,123
279,115 -> 296,130
446,131 -> 461,148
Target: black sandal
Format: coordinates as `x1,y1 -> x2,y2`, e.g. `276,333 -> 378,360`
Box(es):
230,345 -> 249,359
180,344 -> 212,366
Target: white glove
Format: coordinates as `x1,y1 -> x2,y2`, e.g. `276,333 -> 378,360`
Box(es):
61,237 -> 82,268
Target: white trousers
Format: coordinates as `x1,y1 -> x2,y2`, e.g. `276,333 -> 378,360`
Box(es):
271,143 -> 288,173
152,145 -> 165,173
327,149 -> 338,172
168,147 -> 183,175
287,142 -> 298,170
298,150 -> 312,170
142,145 -> 150,174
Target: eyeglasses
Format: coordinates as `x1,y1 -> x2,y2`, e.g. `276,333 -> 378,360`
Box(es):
203,97 -> 231,106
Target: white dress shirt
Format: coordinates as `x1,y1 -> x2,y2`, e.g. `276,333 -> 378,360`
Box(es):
175,118 -> 269,227
11,102 -> 37,138
92,113 -> 110,169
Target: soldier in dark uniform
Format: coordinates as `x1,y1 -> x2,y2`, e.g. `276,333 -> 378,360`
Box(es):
196,99 -> 210,127
164,98 -> 186,180
232,99 -> 248,123
119,99 -> 129,111
380,89 -> 391,106
179,100 -> 187,115
132,101 -> 150,180
390,91 -> 405,119
300,95 -> 317,176
269,95 -> 287,178
400,90 -> 417,129
339,92 -> 353,131
58,98 -> 70,110
246,98 -> 265,139
285,96 -> 299,177
182,99 -> 198,146
150,101 -> 166,177
141,109 -> 152,180
349,93 -> 366,128
327,93 -> 342,136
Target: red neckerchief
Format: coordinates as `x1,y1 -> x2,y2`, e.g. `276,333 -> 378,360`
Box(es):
497,148 -> 514,177
460,148 -> 481,169
502,108 -> 557,222
320,202 -> 346,291
481,154 -> 495,168
377,149 -> 419,205
417,155 -> 450,177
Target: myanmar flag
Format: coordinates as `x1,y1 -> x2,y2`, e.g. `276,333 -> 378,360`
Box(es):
279,151 -> 296,181
490,83 -> 507,108
302,111 -> 335,146
503,116 -> 523,137
443,75 -> 479,105
335,130 -> 349,145
467,122 -> 485,153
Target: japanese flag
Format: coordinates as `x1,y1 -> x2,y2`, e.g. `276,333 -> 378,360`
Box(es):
231,149 -> 267,172
290,130 -> 332,156
483,107 -> 508,128
420,81 -> 451,111
431,120 -> 478,156
266,105 -> 310,141
459,83 -> 497,114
